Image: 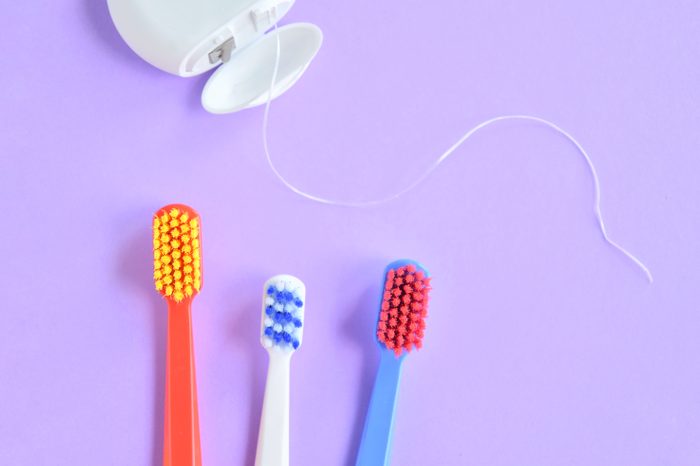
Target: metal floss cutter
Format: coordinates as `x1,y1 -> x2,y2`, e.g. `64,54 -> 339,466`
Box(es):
107,0 -> 322,113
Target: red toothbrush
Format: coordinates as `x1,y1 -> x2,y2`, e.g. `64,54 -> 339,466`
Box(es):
153,204 -> 203,466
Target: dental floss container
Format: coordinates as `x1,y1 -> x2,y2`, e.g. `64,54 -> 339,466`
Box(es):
107,0 -> 322,113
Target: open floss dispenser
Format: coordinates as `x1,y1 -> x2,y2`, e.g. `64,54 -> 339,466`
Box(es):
107,0 -> 322,113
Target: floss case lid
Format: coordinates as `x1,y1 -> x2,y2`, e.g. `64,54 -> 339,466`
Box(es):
202,23 -> 322,113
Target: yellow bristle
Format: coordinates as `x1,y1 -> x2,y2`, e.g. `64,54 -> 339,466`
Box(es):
153,206 -> 202,302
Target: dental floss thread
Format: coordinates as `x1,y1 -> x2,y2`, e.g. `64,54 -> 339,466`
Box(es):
262,25 -> 653,283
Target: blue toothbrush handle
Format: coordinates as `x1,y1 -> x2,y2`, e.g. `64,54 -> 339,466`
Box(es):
356,350 -> 404,466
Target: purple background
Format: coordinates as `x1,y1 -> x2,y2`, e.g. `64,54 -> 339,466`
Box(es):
1,1 -> 699,464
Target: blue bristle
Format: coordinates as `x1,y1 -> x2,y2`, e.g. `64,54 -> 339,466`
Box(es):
263,280 -> 304,349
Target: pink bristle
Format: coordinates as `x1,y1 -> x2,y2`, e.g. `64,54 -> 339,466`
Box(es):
376,264 -> 431,356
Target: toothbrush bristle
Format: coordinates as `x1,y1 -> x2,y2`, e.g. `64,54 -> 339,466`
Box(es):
377,264 -> 431,356
152,205 -> 202,302
261,276 -> 305,351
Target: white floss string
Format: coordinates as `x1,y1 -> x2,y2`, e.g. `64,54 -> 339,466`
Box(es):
262,25 -> 653,283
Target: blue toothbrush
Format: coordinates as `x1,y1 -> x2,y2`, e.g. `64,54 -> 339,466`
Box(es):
356,259 -> 432,466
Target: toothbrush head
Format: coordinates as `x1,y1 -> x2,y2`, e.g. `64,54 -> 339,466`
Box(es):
376,260 -> 431,357
260,275 -> 305,352
152,204 -> 202,303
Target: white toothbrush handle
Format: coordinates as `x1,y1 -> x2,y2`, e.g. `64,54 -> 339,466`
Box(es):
255,352 -> 291,466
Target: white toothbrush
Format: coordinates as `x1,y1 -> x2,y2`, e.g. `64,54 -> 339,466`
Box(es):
255,274 -> 306,466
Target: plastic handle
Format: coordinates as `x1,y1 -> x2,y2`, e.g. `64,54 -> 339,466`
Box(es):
163,300 -> 202,466
356,350 -> 404,466
255,351 -> 292,466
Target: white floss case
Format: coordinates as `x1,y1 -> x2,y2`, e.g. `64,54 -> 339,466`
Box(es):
107,0 -> 322,113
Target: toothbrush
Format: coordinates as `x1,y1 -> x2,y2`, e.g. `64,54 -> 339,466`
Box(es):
255,275 -> 306,466
152,204 -> 204,466
356,260 -> 432,466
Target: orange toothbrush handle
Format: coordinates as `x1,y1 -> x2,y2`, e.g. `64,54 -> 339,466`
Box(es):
163,299 -> 202,466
